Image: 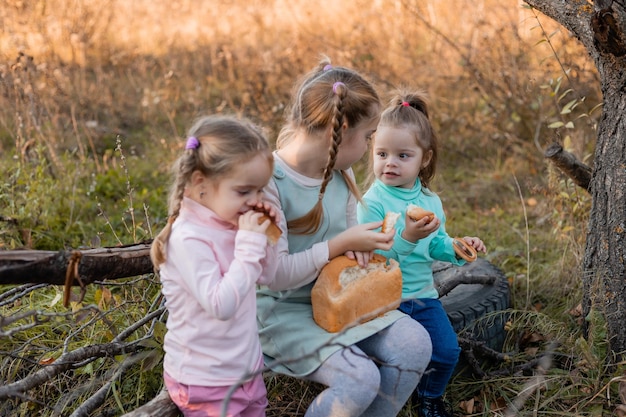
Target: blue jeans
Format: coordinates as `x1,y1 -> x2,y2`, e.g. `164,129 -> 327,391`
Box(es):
399,298 -> 460,398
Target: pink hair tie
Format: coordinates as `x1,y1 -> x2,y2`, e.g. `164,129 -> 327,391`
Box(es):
332,81 -> 345,94
185,136 -> 199,149
323,64 -> 333,71
401,101 -> 410,107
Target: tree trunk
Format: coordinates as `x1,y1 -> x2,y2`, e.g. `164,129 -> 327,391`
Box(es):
524,0 -> 626,363
582,63 -> 626,362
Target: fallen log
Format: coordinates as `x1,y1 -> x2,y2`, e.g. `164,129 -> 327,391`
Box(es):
0,242 -> 153,287
120,389 -> 180,417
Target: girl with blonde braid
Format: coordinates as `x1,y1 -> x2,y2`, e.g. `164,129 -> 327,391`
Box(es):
257,59 -> 432,417
151,115 -> 279,417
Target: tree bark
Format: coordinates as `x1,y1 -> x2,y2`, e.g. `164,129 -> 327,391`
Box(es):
525,0 -> 626,363
0,242 -> 153,286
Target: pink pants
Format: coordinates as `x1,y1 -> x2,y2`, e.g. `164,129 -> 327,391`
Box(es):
164,371 -> 268,417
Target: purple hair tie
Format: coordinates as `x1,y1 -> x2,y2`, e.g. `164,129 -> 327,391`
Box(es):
332,81 -> 345,94
185,136 -> 199,149
323,64 -> 333,71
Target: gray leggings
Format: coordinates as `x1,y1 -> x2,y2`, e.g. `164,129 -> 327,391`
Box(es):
303,316 -> 432,417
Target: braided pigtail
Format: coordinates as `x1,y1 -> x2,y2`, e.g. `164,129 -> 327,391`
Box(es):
287,82 -> 347,234
283,58 -> 380,234
150,149 -> 198,270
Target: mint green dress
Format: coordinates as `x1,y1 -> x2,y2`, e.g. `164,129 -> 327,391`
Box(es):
256,153 -> 405,377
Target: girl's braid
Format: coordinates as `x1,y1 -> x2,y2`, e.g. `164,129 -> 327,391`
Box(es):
150,150 -> 198,269
319,83 -> 346,198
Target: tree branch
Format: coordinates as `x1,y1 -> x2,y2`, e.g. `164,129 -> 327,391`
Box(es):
0,341 -> 143,401
523,0 -> 596,51
120,389 -> 180,417
544,142 -> 592,192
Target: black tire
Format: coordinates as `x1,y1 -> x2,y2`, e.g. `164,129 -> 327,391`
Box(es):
433,258 -> 510,352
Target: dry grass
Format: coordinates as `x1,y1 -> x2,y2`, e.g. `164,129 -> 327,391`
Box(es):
0,0 -> 615,415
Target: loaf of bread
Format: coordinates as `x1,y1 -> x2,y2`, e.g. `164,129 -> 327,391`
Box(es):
258,214 -> 281,245
311,254 -> 402,333
406,203 -> 435,223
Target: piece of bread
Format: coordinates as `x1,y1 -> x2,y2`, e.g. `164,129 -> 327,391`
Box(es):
406,204 -> 435,223
258,214 -> 281,245
382,212 -> 401,233
452,237 -> 477,262
311,254 -> 402,333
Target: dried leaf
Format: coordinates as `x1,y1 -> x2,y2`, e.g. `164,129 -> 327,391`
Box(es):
525,346 -> 539,356
489,396 -> 507,411
459,398 -> 474,413
569,303 -> 582,317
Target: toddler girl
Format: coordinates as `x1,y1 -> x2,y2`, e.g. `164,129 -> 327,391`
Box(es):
357,91 -> 486,417
151,115 -> 279,417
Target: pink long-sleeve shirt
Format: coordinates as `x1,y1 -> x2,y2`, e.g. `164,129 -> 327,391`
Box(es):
160,197 -> 277,386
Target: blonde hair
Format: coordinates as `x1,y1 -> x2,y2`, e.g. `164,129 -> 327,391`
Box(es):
150,115 -> 272,269
368,90 -> 438,189
277,57 -> 380,234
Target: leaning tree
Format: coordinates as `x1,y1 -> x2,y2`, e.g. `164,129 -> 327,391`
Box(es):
525,0 -> 626,364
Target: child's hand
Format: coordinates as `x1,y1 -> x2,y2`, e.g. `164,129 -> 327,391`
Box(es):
402,212 -> 440,243
253,201 -> 280,226
462,236 -> 486,253
329,221 -> 395,264
239,210 -> 270,236
345,250 -> 376,267
239,202 -> 280,236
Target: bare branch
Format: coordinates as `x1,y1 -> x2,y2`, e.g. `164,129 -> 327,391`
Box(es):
120,389 -> 180,417
0,341 -> 143,401
545,142 -> 592,192
69,354 -> 146,417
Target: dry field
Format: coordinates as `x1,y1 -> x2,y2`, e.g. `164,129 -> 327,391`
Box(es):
0,0 -> 611,415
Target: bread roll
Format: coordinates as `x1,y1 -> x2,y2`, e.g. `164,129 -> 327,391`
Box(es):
311,254 -> 402,333
258,214 -> 281,245
406,204 -> 435,223
452,237 -> 477,262
382,212 -> 401,233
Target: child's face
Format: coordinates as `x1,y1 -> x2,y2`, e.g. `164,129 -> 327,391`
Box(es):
372,125 -> 431,189
203,154 -> 273,226
335,111 -> 380,171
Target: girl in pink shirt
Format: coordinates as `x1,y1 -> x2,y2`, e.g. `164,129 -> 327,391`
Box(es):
150,115 -> 279,417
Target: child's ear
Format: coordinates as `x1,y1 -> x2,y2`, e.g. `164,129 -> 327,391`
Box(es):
422,150 -> 434,169
190,170 -> 207,187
